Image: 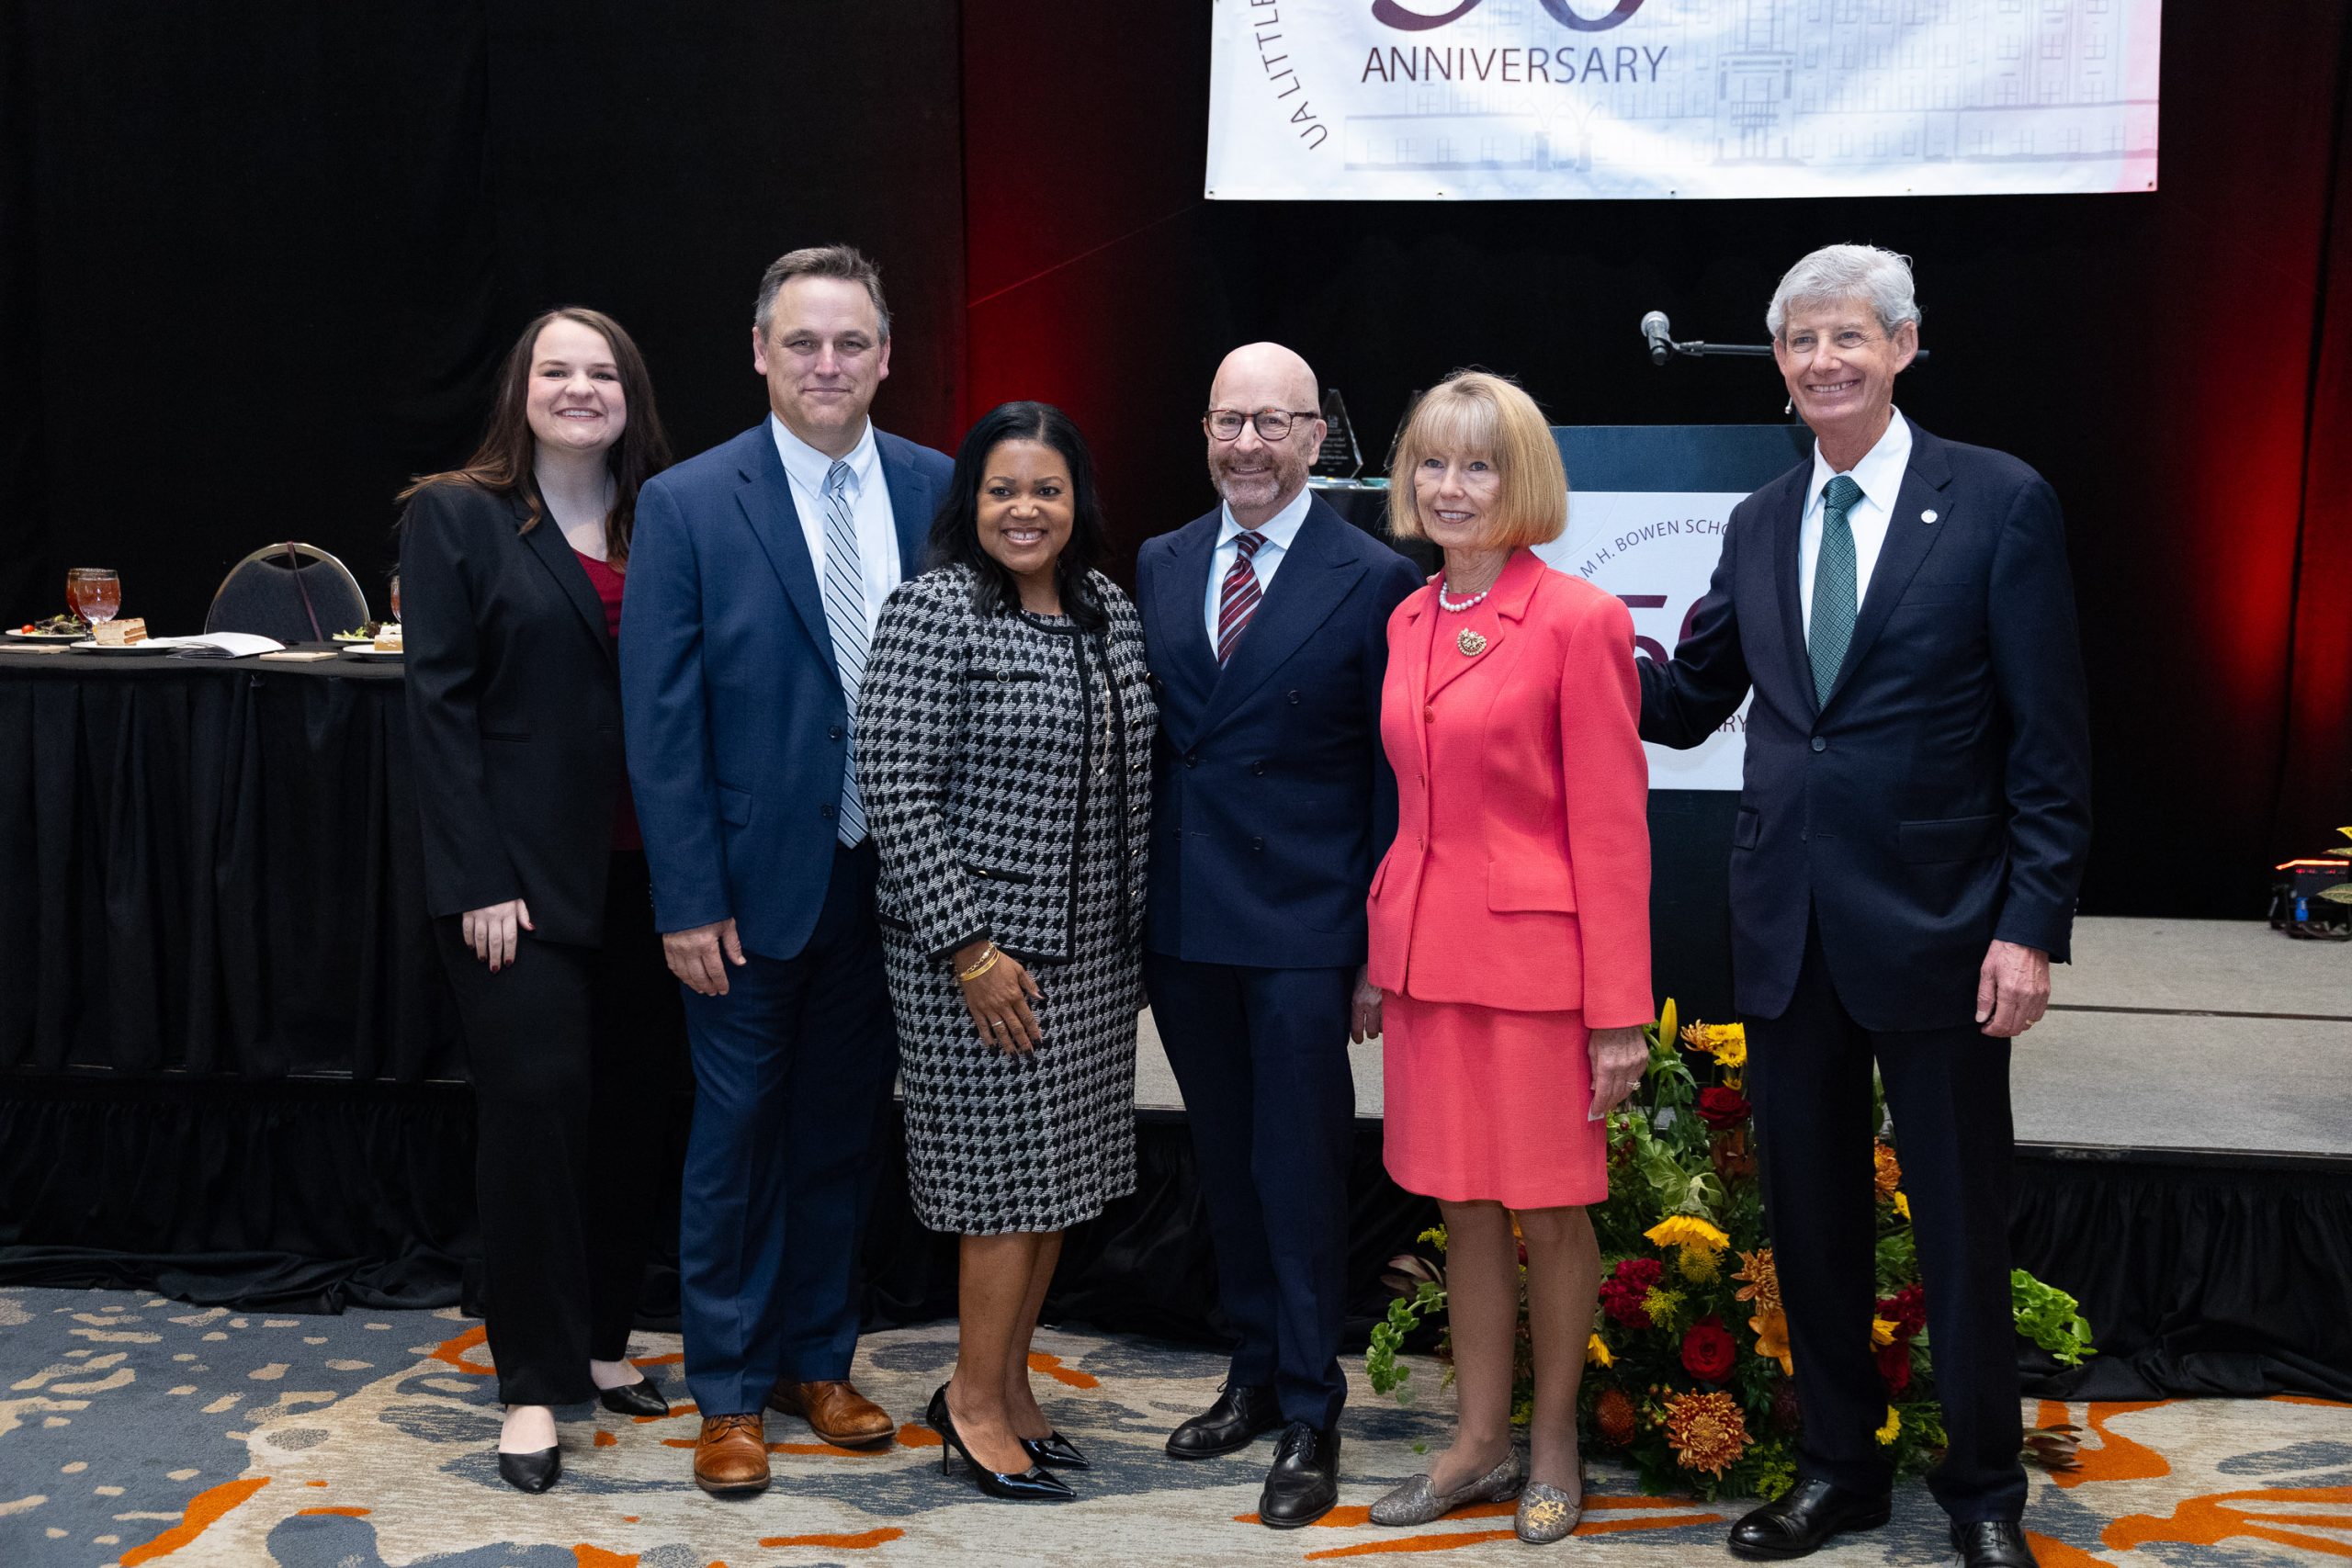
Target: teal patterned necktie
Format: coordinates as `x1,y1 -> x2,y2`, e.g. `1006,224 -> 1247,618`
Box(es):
1808,473 -> 1864,705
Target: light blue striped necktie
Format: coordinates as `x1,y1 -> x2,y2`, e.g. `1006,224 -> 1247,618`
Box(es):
821,459 -> 868,846
1808,472 -> 1864,706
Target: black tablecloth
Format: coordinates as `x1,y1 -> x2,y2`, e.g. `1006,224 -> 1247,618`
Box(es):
0,646 -> 458,1079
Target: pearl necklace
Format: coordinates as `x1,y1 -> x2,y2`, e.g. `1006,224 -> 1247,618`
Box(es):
1437,579 -> 1493,613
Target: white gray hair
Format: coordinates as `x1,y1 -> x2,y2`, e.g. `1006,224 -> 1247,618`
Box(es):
1766,244 -> 1920,340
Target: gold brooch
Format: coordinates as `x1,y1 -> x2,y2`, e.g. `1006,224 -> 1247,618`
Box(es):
1457,628 -> 1487,657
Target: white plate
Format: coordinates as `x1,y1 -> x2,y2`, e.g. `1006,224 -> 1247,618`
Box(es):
66,639 -> 174,656
6,628 -> 86,641
339,645 -> 404,660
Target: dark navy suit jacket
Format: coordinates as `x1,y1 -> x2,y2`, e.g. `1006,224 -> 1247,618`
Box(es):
1638,424 -> 2092,1032
620,420 -> 951,959
1137,496 -> 1424,970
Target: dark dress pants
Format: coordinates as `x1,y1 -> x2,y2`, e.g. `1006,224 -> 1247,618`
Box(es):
435,851 -> 678,1407
1745,917 -> 2026,1523
677,841 -> 897,1417
1144,953 -> 1357,1430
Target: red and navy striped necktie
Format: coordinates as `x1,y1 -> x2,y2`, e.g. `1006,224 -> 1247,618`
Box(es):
1216,530 -> 1268,665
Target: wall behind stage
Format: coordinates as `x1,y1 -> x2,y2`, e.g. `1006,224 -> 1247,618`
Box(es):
4,3 -> 2345,923
961,1 -> 2352,922
0,0 -> 966,637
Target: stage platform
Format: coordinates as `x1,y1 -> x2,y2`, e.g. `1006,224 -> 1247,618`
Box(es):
1135,917 -> 2352,1165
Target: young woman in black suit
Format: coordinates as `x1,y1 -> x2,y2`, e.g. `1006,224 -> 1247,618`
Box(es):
399,308 -> 679,1493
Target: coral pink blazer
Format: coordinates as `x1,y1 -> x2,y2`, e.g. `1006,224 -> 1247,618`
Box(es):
1367,549 -> 1653,1026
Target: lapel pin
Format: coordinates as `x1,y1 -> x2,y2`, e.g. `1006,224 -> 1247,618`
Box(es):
1921,509 -> 1939,524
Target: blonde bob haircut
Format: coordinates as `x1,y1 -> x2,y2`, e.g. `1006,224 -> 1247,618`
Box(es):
1385,370 -> 1566,547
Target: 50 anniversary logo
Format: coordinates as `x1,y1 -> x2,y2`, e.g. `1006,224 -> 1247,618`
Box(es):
1372,0 -> 1645,32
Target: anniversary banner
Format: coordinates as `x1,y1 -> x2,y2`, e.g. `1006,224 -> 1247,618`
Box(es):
1206,0 -> 2161,200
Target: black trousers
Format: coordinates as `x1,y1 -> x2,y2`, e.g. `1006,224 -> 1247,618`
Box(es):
1744,917 -> 2025,1522
434,851 -> 680,1406
1143,953 -> 1357,1430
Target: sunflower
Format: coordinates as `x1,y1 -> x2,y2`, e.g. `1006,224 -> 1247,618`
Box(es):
1732,1248 -> 1782,1315
1871,1315 -> 1898,1347
1587,1333 -> 1614,1368
1645,1215 -> 1732,1253
1873,1141 -> 1902,1196
1664,1390 -> 1753,1475
1875,1406 -> 1903,1445
1751,1306 -> 1793,1375
1595,1387 -> 1638,1447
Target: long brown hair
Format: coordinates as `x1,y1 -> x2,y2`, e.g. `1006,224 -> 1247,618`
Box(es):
399,307 -> 673,567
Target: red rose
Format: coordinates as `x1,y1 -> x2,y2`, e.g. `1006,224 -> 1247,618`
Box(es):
1600,1257 -> 1665,1328
1696,1087 -> 1752,1130
1876,1339 -> 1913,1394
1680,1314 -> 1737,1382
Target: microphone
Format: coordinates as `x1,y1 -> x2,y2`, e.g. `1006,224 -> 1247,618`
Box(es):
1640,310 -> 1672,366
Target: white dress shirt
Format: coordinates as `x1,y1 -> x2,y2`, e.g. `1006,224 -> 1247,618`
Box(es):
769,413 -> 902,635
1203,484 -> 1314,648
1798,408 -> 1912,640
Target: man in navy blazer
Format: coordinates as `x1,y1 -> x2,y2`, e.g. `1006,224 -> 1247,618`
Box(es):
1138,343 -> 1422,1529
621,246 -> 951,1496
1639,247 -> 2090,1568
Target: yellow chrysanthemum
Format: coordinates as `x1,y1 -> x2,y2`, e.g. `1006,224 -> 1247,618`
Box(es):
1871,1316 -> 1897,1347
1645,1215 -> 1732,1253
1875,1406 -> 1902,1445
1587,1333 -> 1614,1368
1751,1307 -> 1793,1375
1678,1244 -> 1722,1283
1894,1191 -> 1912,1222
1733,1248 -> 1781,1314
1712,1030 -> 1747,1069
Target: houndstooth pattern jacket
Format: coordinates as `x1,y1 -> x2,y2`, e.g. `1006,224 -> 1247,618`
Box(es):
858,563 -> 1156,968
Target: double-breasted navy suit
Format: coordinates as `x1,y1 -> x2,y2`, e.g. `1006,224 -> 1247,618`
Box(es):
1640,423 -> 2091,1522
1137,496 -> 1422,1430
621,420 -> 951,1416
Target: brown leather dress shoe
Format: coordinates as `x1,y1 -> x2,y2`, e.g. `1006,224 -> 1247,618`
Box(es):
767,1378 -> 896,1448
693,1413 -> 770,1496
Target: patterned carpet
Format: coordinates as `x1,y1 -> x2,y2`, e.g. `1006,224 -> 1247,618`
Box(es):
3,1288 -> 2347,1566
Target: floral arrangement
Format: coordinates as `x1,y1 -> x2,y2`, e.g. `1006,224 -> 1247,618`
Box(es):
1366,999 -> 2096,1501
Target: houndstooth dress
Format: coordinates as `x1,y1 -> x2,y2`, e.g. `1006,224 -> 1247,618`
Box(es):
857,564 -> 1156,1234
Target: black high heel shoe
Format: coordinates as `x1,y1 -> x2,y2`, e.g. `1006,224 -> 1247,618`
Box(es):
596,1377 -> 669,1418
1021,1431 -> 1091,1471
926,1384 -> 1074,1502
497,1445 -> 560,1494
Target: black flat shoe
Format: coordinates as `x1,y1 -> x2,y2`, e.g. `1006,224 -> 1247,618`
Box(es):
1021,1431 -> 1090,1471
1259,1421 -> 1341,1529
1951,1521 -> 2039,1567
1727,1478 -> 1893,1559
926,1384 -> 1075,1503
597,1377 -> 669,1418
1166,1382 -> 1282,1459
497,1445 -> 560,1494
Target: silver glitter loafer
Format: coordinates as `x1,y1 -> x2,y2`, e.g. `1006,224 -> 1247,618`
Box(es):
1515,1480 -> 1585,1543
1368,1448 -> 1528,1527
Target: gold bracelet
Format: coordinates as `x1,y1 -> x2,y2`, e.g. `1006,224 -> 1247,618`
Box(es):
956,944 -> 1000,983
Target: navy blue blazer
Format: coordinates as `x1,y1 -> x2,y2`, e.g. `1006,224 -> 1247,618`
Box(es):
1638,423 -> 2092,1032
1137,496 -> 1424,970
620,420 -> 952,959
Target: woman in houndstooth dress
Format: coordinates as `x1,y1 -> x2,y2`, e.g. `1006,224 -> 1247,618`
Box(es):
857,401 -> 1154,1496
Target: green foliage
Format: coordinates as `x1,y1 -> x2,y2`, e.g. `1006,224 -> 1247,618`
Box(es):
1366,1280 -> 1446,1397
2010,1270 -> 2097,1366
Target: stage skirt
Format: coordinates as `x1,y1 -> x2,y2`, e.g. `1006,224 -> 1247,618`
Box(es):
1382,994 -> 1608,1210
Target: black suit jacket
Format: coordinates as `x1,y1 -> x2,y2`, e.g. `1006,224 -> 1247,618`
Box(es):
1638,423 -> 2092,1031
1136,496 -> 1424,969
401,479 -> 628,949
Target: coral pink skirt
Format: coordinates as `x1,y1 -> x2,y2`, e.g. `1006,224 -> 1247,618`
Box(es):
1382,994 -> 1609,1210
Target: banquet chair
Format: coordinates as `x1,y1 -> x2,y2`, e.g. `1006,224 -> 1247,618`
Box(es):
205,542 -> 372,644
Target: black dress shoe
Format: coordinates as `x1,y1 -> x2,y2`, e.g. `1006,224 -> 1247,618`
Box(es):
1952,1521 -> 2039,1567
926,1384 -> 1075,1503
1166,1382 -> 1282,1459
1259,1421 -> 1341,1529
1021,1431 -> 1091,1471
1727,1478 -> 1893,1559
497,1446 -> 560,1494
597,1378 -> 669,1418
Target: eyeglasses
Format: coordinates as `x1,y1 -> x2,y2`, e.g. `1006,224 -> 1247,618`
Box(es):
1204,408 -> 1322,442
